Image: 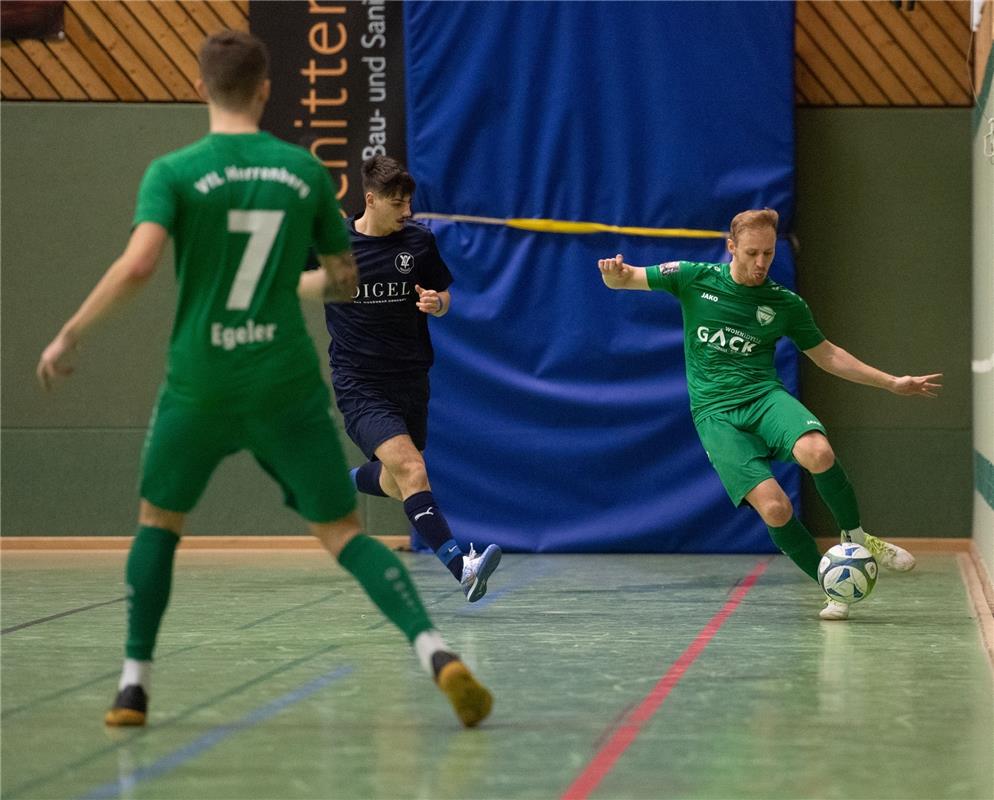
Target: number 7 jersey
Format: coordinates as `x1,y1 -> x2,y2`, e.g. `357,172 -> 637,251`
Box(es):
133,132 -> 349,410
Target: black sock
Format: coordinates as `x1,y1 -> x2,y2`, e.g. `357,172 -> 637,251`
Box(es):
353,461 -> 388,497
403,491 -> 464,580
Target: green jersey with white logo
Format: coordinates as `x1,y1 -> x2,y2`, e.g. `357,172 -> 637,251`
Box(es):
133,132 -> 349,409
646,261 -> 825,423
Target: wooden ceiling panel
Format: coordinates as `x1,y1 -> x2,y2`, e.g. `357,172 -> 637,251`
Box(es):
1,59 -> 31,99
62,4 -> 143,101
797,2 -> 890,104
916,0 -> 974,92
15,39 -> 87,100
0,0 -> 246,101
44,36 -> 116,99
796,0 -> 974,106
70,0 -> 171,100
0,1 -> 975,106
1,40 -> 59,99
127,1 -> 201,86
98,0 -> 196,100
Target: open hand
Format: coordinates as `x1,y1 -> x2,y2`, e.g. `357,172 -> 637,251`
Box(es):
891,373 -> 943,398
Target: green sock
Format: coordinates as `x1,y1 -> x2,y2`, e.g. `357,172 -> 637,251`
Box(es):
767,517 -> 821,582
811,461 -> 861,532
337,534 -> 433,643
125,526 -> 179,660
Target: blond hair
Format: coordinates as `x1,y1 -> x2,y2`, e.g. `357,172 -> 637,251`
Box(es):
729,208 -> 779,242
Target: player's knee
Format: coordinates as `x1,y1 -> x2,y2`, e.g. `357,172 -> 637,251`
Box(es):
138,500 -> 185,536
388,454 -> 427,489
310,513 -> 362,557
759,496 -> 794,527
794,433 -> 835,473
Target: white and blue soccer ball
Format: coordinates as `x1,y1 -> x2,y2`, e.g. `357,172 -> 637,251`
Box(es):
817,543 -> 878,604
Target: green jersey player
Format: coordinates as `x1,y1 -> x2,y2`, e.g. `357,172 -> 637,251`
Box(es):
597,208 -> 942,620
37,30 -> 491,728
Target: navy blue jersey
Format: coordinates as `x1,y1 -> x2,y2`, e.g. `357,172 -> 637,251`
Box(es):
324,217 -> 453,373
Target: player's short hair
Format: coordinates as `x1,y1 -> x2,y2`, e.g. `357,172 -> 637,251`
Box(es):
198,30 -> 269,111
729,208 -> 779,242
361,156 -> 416,198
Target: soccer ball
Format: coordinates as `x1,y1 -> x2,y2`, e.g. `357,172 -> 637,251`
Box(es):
818,543 -> 878,604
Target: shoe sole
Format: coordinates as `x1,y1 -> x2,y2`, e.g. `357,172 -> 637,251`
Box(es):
465,547 -> 502,603
436,661 -> 493,728
104,708 -> 146,726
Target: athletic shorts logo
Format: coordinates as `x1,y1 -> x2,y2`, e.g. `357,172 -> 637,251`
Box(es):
395,252 -> 414,274
756,305 -> 776,326
414,508 -> 435,521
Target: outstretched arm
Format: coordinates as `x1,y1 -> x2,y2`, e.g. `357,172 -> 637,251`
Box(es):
298,250 -> 359,303
36,222 -> 168,391
804,340 -> 942,398
597,254 -> 650,290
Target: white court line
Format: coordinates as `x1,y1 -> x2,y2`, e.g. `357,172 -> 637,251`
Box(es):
957,551 -> 994,677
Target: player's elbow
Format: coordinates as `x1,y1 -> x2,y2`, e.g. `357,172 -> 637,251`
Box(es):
126,256 -> 159,283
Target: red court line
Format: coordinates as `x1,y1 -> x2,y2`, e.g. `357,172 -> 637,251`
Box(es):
561,559 -> 770,800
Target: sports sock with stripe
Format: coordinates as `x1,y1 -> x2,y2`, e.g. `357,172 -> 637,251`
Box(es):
403,491 -> 464,579
353,461 -> 388,497
124,526 -> 179,661
337,533 -> 434,643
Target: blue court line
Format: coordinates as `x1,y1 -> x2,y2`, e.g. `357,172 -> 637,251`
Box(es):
75,665 -> 354,800
4,592 -> 347,721
7,645 -> 344,799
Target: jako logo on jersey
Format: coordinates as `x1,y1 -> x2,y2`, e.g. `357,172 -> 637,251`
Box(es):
756,305 -> 776,326
696,326 -> 757,354
701,292 -> 719,302
395,252 -> 414,274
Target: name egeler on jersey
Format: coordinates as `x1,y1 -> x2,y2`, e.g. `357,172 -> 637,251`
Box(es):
211,319 -> 277,351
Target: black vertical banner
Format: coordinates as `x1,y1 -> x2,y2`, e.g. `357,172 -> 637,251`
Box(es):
250,0 -> 406,217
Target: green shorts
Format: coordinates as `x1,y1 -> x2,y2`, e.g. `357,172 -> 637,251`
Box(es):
694,390 -> 826,507
139,382 -> 356,523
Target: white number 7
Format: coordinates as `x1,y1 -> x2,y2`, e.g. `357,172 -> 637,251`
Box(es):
225,210 -> 286,310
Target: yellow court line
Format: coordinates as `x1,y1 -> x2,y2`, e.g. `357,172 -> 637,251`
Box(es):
415,212 -> 728,239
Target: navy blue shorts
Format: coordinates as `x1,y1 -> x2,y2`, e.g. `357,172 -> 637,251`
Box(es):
332,370 -> 430,460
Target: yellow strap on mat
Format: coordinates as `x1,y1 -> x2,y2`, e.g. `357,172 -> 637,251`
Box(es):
414,213 -> 727,239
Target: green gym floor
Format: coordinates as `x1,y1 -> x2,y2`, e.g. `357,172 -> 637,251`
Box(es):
2,550 -> 992,800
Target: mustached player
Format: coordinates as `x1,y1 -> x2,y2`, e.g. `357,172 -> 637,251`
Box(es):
300,156 -> 501,602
